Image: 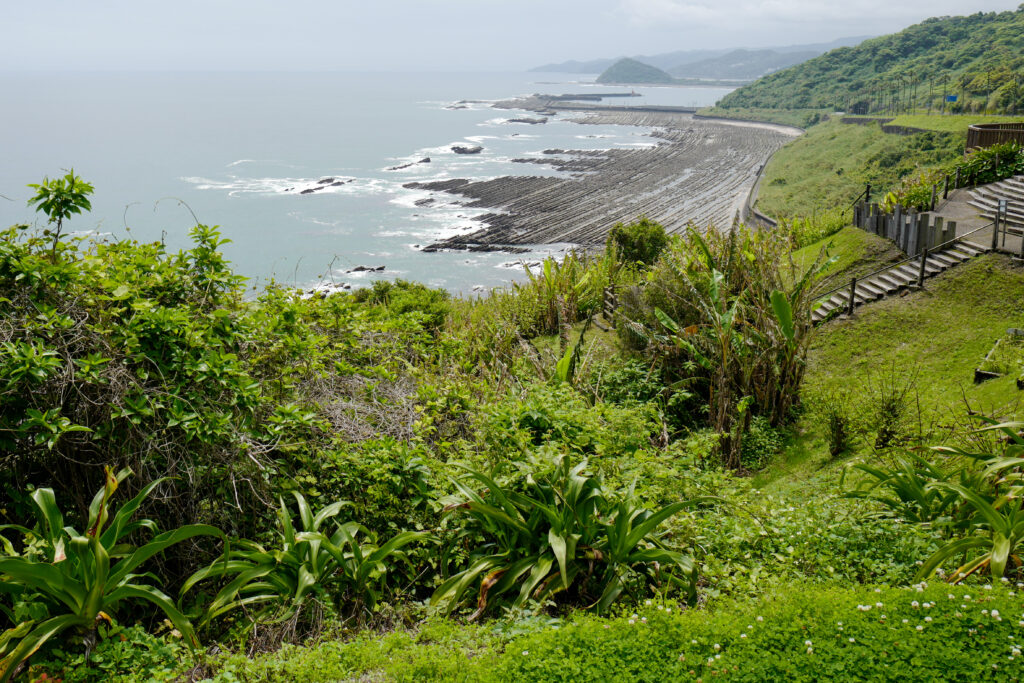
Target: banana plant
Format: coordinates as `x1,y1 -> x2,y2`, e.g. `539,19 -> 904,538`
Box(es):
0,467 -> 222,682
431,455 -> 698,619
183,493 -> 424,629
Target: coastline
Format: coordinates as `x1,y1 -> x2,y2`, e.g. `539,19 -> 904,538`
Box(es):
414,100 -> 801,253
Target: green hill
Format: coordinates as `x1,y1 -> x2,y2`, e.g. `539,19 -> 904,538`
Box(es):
596,57 -> 676,84
719,7 -> 1024,113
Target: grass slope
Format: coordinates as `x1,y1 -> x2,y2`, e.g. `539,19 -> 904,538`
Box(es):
756,120 -> 962,218
806,254 -> 1024,419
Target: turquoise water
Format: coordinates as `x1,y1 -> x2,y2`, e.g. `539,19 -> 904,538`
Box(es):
0,72 -> 731,294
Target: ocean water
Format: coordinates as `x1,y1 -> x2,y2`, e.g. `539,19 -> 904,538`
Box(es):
0,72 -> 732,294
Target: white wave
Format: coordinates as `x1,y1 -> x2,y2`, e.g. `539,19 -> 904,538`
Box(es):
181,174 -> 391,198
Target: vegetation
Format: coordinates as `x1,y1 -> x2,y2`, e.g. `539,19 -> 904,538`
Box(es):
7,18 -> 1024,672
719,8 -> 1024,114
755,119 -> 964,218
596,58 -> 676,85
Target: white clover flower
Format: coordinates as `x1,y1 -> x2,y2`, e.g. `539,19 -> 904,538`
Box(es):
1014,648 -> 1022,656
849,638 -> 855,643
805,640 -> 813,647
708,658 -> 715,665
806,647 -> 813,654
993,610 -> 1001,619
666,608 -> 672,614
740,633 -> 747,639
713,643 -> 721,651
522,651 -> 529,656
948,594 -> 956,600
984,610 -> 990,616
902,619 -> 909,624
916,625 -> 924,631
964,595 -> 972,600
837,622 -> 843,626
641,617 -> 647,623
692,639 -> 698,645
657,605 -> 664,611
747,625 -> 753,630
911,601 -> 920,609
645,599 -> 652,605
715,654 -> 721,660
875,602 -> 883,608
1002,577 -> 1010,583
756,616 -> 763,622
628,619 -> 636,625
984,584 -> 993,590
925,617 -> 932,622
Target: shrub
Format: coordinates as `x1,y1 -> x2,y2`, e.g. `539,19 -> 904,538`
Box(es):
431,455 -> 699,618
739,416 -> 784,470
606,217 -> 668,267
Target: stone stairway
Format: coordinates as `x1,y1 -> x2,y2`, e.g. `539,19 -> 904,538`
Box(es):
969,175 -> 1024,236
811,241 -> 989,324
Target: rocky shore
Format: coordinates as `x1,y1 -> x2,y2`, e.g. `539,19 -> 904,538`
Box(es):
412,105 -> 800,252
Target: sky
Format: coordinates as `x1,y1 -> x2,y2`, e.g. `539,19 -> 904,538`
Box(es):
2,1 -> 1022,71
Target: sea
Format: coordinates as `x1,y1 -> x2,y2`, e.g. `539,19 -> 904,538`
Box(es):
0,72 -> 732,295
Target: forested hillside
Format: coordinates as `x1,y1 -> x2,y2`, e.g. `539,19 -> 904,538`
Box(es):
719,7 -> 1024,113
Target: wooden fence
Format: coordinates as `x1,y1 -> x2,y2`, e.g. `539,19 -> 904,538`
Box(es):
966,123 -> 1024,151
852,202 -> 957,255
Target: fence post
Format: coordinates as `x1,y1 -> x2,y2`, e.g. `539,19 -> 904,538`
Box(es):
918,214 -> 931,254
934,217 -> 944,248
955,167 -> 962,189
992,206 -> 1001,251
892,204 -> 903,242
865,184 -> 871,205
907,211 -> 919,255
847,278 -> 857,316
947,221 -> 957,245
1000,199 -> 1008,248
918,248 -> 929,287
930,184 -> 937,211
943,174 -> 950,199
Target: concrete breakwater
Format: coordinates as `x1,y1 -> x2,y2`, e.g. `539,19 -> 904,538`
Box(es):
413,106 -> 800,252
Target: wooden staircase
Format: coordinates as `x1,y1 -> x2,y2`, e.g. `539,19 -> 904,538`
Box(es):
811,241 -> 989,324
970,175 -> 1024,238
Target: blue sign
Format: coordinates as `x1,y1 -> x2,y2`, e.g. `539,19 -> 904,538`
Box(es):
945,95 -> 958,102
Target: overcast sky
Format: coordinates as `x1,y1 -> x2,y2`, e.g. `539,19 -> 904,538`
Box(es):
3,1 -> 1021,71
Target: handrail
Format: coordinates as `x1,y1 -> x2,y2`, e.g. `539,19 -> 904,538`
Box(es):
849,184 -> 871,209
814,220 -> 994,301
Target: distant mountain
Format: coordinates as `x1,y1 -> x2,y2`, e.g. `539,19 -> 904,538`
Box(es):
596,58 -> 676,85
529,58 -> 619,74
669,49 -> 820,81
530,37 -> 871,75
